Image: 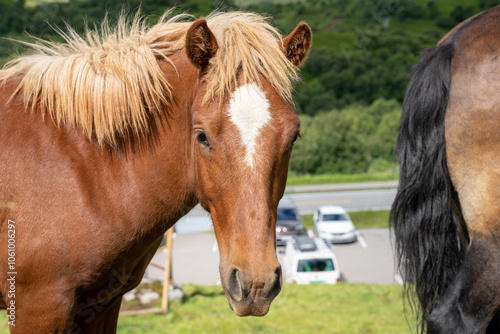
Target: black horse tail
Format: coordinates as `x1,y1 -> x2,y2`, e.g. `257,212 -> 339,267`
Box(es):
390,39 -> 467,333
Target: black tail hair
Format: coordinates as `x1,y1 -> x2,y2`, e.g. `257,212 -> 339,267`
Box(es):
390,40 -> 467,333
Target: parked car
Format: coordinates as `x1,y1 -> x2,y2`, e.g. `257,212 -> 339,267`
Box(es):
313,205 -> 357,243
276,197 -> 306,246
281,235 -> 341,284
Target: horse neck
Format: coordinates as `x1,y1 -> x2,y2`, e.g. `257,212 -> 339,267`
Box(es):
121,53 -> 199,231
1,52 -> 199,237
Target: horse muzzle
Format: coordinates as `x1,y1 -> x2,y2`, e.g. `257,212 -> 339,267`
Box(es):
222,265 -> 282,316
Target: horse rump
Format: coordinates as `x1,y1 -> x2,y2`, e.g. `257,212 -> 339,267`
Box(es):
390,39 -> 467,333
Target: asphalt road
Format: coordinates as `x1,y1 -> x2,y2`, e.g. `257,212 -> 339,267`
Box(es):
143,228 -> 400,286
285,181 -> 397,193
288,188 -> 397,214
333,229 -> 400,284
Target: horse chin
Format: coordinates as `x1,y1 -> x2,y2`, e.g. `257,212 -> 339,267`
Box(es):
226,295 -> 273,317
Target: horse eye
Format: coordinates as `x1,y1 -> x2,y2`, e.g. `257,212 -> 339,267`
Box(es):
197,132 -> 210,146
291,132 -> 301,147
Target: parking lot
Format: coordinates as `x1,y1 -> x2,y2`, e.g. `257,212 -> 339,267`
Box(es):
144,228 -> 400,286
333,229 -> 400,284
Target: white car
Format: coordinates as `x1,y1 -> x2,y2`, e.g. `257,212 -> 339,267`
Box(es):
313,205 -> 357,243
281,236 -> 341,285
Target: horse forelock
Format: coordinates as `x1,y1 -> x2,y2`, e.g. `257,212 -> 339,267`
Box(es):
204,12 -> 298,104
0,10 -> 299,147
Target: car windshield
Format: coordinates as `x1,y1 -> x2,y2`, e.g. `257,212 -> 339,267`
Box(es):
277,208 -> 298,221
297,259 -> 335,272
322,213 -> 350,221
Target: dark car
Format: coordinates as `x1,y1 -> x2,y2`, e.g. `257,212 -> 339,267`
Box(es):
276,197 -> 306,246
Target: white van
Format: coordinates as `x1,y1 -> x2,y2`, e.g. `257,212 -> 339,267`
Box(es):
281,236 -> 341,285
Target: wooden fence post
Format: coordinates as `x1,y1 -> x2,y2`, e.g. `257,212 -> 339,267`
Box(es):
161,227 -> 174,314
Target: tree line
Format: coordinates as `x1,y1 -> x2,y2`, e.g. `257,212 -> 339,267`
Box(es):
0,0 -> 494,174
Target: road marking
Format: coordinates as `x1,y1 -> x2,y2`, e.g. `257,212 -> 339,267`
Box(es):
355,231 -> 368,249
394,274 -> 404,285
307,229 -> 315,238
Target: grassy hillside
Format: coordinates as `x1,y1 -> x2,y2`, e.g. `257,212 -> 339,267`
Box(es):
237,0 -> 485,51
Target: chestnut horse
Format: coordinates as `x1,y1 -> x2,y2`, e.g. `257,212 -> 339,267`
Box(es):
0,11 -> 312,333
391,5 -> 500,334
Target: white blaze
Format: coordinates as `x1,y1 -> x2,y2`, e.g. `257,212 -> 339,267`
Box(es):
228,83 -> 272,167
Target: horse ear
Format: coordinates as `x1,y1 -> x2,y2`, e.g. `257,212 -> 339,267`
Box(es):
185,18 -> 218,69
281,22 -> 312,67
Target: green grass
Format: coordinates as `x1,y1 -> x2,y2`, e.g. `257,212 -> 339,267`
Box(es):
302,210 -> 390,230
117,283 -> 411,334
414,0 -> 479,14
390,20 -> 441,33
237,0 -> 480,14
302,213 -> 314,229
25,0 -> 68,7
0,284 -> 409,333
350,210 -> 390,229
312,31 -> 355,51
235,0 -> 301,5
286,171 -> 398,186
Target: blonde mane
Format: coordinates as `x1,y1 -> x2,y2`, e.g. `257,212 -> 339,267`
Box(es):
0,10 -> 298,146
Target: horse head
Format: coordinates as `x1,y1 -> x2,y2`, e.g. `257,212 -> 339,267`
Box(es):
184,17 -> 311,316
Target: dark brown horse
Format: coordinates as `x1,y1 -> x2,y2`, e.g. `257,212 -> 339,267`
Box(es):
391,5 -> 500,334
0,11 -> 312,333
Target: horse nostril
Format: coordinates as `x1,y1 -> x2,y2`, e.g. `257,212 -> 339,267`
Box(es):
228,268 -> 243,301
269,267 -> 282,299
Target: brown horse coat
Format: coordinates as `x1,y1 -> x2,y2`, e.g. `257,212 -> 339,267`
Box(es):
0,11 -> 312,333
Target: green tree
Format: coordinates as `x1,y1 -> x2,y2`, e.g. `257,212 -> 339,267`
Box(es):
450,5 -> 475,24
362,99 -> 401,160
290,110 -> 370,174
427,1 -> 440,19
0,0 -> 25,34
479,0 -> 498,10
